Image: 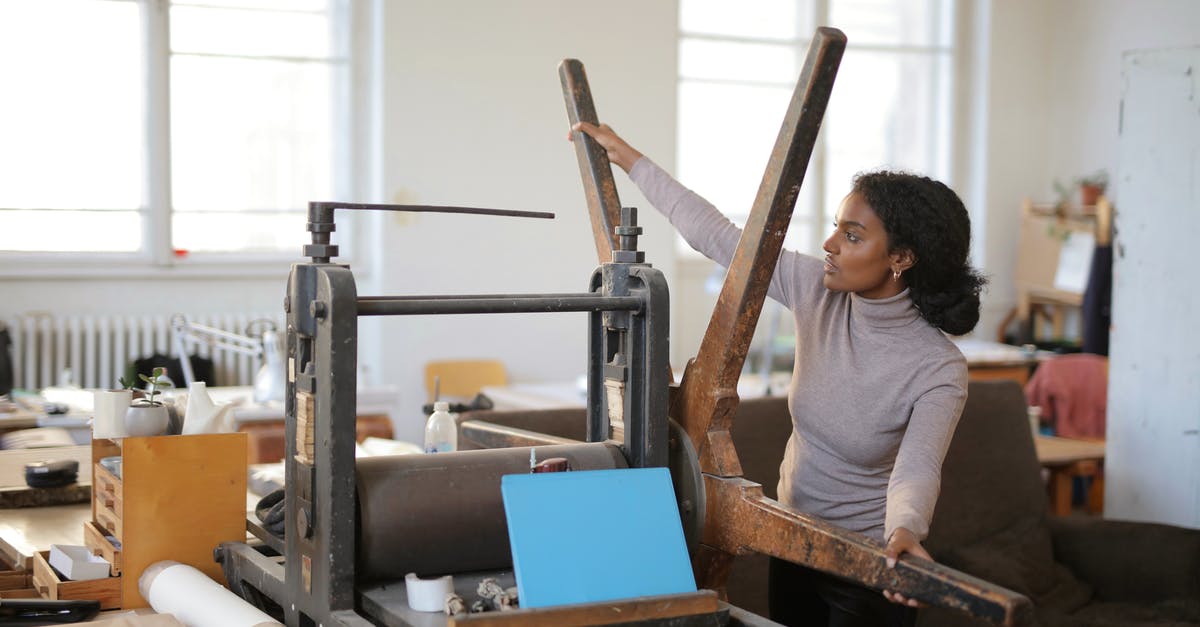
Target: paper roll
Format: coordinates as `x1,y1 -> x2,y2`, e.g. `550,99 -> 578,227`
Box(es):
140,561 -> 281,627
405,572 -> 454,612
93,390 -> 131,439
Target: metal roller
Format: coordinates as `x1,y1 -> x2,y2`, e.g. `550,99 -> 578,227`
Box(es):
355,443 -> 628,581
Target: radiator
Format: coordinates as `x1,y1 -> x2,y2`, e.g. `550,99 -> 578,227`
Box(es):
2,313 -> 282,391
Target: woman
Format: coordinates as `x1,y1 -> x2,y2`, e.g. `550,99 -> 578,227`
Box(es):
571,122 -> 986,627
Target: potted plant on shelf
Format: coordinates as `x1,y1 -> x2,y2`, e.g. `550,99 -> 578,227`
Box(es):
123,367 -> 173,437
1076,169 -> 1109,206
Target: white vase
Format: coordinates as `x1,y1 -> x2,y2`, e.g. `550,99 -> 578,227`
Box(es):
93,390 -> 132,439
124,404 -> 169,437
183,381 -> 227,435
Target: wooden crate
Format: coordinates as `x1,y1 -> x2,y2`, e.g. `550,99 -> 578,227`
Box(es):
88,433 -> 247,609
31,550 -> 121,610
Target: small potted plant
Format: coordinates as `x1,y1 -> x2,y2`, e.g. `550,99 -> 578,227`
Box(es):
1075,169 -> 1109,206
123,367 -> 173,437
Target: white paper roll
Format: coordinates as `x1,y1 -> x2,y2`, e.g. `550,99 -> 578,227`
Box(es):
93,389 -> 131,439
140,561 -> 281,627
405,572 -> 454,612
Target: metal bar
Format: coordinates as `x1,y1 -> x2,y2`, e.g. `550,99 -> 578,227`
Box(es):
358,292 -> 596,302
702,476 -> 1034,626
674,27 -> 846,477
308,201 -> 554,220
460,420 -> 583,449
355,295 -> 642,316
559,58 -> 621,262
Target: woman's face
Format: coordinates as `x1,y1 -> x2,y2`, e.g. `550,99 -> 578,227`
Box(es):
821,192 -> 909,299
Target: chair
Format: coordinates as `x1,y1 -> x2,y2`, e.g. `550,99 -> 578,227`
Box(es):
920,380 -> 1200,627
423,359 -> 507,402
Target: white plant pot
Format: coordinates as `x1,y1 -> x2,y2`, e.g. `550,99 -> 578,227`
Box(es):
124,403 -> 169,438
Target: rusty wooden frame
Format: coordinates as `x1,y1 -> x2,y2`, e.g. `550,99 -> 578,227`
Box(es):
561,27 -> 1033,627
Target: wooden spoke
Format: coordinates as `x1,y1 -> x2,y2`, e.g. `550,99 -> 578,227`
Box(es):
560,59 -> 622,262
673,27 -> 845,477
561,27 -> 1033,626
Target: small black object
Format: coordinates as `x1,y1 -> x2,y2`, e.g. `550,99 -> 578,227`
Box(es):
42,402 -> 70,415
255,488 -> 286,539
0,598 -> 100,624
24,459 -> 79,489
420,392 -> 494,417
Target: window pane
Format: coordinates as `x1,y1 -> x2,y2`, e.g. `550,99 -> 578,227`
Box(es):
680,0 -> 810,41
171,55 -> 336,251
678,81 -> 793,218
680,39 -> 797,84
174,0 -> 329,11
677,80 -> 822,255
830,0 -> 953,48
0,211 -> 140,252
0,1 -> 141,219
822,49 -> 953,214
171,4 -> 333,58
173,211 -> 307,253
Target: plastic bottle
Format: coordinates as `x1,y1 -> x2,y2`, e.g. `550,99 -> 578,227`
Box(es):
423,401 -> 457,453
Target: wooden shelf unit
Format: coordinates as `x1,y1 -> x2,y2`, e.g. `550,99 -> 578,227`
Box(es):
1013,197 -> 1113,344
86,433 -> 247,609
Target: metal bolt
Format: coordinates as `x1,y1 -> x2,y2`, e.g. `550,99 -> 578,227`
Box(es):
298,506 -> 313,538
310,301 -> 327,320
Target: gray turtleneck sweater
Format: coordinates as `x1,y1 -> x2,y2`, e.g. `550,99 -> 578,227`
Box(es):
630,158 -> 967,542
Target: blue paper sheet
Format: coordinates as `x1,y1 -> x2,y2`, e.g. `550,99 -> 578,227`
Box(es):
500,467 -> 696,609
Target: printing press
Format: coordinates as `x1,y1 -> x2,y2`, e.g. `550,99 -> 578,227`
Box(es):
215,27 -> 1034,627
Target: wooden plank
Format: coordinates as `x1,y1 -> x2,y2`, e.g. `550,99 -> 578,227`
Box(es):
451,590 -> 721,626
120,433 -> 247,608
701,477 -> 1033,626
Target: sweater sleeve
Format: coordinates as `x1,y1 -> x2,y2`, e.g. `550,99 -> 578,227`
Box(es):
628,157 -> 821,310
884,354 -> 968,542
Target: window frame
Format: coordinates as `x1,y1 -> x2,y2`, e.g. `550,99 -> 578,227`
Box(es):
0,0 -> 374,279
674,0 -> 960,259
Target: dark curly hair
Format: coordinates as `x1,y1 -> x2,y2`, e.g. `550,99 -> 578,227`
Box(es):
851,170 -> 987,336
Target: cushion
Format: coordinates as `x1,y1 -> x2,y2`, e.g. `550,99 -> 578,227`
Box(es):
941,516 -> 1092,615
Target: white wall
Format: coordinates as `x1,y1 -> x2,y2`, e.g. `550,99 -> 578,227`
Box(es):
370,0 -> 678,441
976,0 -> 1200,340
1107,46 -> 1200,528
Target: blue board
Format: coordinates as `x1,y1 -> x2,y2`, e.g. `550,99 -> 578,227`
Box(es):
500,467 -> 696,609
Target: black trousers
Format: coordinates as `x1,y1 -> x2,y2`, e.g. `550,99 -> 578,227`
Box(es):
768,557 -> 917,627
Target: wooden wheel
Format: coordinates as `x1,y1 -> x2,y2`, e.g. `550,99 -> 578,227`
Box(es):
561,28 -> 1032,627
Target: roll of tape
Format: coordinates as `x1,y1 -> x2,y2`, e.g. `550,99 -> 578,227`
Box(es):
405,572 -> 453,612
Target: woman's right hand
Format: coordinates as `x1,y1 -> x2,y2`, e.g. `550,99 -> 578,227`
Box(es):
568,122 -> 643,174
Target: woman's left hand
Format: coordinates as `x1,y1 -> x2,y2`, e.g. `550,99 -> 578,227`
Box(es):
882,527 -> 931,608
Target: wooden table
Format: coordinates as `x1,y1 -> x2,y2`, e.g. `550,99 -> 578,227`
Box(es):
1034,435 -> 1105,516
953,338 -> 1039,386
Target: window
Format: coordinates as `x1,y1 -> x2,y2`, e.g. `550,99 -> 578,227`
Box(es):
0,0 -> 361,269
677,0 -> 956,256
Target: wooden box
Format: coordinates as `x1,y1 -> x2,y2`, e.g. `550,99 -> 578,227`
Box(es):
32,550 -> 121,609
88,433 -> 247,608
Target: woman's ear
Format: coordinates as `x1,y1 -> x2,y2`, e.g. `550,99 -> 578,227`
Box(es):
891,248 -> 916,273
